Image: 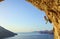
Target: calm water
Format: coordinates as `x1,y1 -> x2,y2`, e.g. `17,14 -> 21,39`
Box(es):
4,32 -> 54,39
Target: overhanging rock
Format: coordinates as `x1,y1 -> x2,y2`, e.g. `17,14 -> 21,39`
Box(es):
26,0 -> 60,39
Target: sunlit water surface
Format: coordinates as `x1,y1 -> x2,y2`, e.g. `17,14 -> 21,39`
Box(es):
4,32 -> 53,39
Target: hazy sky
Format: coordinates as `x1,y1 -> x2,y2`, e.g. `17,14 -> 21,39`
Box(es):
0,0 -> 53,32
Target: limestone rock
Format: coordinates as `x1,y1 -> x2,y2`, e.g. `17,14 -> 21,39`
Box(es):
26,0 -> 60,39
0,0 -> 4,2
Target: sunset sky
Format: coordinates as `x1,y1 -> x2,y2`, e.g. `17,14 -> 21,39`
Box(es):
0,0 -> 53,32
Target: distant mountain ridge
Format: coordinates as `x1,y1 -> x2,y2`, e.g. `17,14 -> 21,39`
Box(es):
39,30 -> 53,34
34,30 -> 53,34
0,26 -> 17,39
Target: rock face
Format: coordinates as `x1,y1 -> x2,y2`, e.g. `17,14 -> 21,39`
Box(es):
26,0 -> 60,39
0,0 -> 4,2
0,26 -> 17,39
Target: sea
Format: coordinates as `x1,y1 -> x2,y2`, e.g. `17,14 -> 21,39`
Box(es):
4,32 -> 54,39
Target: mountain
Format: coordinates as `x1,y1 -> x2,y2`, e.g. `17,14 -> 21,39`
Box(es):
39,30 -> 53,34
34,30 -> 53,34
0,26 -> 17,39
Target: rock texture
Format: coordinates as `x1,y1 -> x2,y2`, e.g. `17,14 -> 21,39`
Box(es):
0,26 -> 17,39
0,0 -> 4,2
26,0 -> 60,39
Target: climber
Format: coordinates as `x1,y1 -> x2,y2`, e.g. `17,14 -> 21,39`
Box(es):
44,16 -> 52,24
44,16 -> 49,24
